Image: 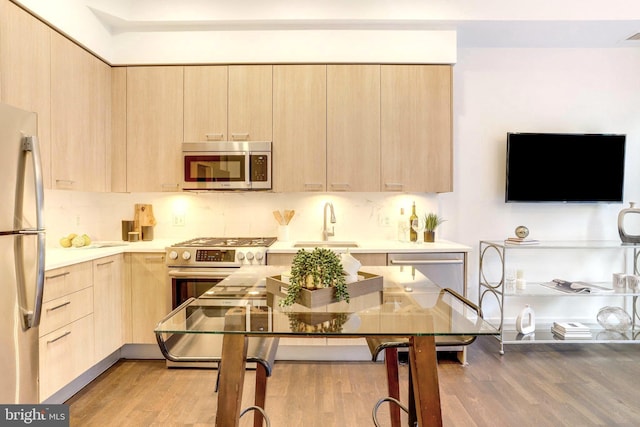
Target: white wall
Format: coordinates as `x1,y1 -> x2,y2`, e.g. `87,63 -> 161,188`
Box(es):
444,47 -> 640,320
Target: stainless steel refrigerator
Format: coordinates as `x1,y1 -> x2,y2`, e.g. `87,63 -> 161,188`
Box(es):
0,103 -> 46,403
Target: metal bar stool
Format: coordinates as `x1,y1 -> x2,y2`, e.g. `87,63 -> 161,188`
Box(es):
366,288 -> 482,427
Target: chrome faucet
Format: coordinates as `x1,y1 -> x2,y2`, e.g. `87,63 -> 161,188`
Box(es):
322,202 -> 336,241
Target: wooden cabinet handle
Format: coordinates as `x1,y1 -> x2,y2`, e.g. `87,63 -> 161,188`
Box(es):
47,330 -> 71,344
384,183 -> 404,191
205,133 -> 223,141
47,301 -> 71,311
96,260 -> 114,267
304,183 -> 323,191
330,183 -> 351,191
46,271 -> 70,280
161,183 -> 181,191
231,133 -> 249,141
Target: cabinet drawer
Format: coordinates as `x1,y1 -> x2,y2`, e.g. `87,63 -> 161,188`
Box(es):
39,314 -> 94,401
44,262 -> 93,302
40,287 -> 93,337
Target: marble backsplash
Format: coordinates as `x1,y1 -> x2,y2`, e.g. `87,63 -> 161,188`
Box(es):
44,189 -> 442,247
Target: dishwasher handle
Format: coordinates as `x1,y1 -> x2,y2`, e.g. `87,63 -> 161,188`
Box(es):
389,259 -> 463,266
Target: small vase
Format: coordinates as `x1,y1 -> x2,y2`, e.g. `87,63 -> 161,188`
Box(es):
618,202 -> 640,243
424,230 -> 435,242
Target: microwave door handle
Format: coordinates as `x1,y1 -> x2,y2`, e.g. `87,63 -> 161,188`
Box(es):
246,152 -> 252,188
15,136 -> 46,329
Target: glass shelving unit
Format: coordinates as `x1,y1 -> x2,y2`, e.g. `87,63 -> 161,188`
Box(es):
479,240 -> 640,354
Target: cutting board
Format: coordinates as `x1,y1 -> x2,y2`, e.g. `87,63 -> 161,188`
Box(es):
134,204 -> 157,233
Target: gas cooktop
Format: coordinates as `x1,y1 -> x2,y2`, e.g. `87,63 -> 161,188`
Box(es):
172,237 -> 277,248
166,237 -> 277,267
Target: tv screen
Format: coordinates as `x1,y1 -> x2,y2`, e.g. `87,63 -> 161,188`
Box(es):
505,133 -> 626,203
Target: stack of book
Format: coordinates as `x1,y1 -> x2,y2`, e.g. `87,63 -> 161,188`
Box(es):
551,322 -> 592,339
505,237 -> 540,245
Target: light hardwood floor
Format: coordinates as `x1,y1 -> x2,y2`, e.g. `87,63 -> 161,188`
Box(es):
67,338 -> 640,426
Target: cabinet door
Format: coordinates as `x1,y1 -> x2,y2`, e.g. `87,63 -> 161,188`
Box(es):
51,32 -> 110,192
184,65 -> 228,142
39,314 -> 94,401
128,253 -> 169,344
327,65 -> 381,192
0,1 -> 52,189
111,67 -> 127,192
126,66 -> 183,192
273,65 -> 326,192
381,65 -> 452,193
228,65 -> 272,141
93,255 -> 124,360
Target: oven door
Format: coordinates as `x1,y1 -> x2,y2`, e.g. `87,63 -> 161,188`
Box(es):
182,151 -> 250,190
168,268 -> 233,309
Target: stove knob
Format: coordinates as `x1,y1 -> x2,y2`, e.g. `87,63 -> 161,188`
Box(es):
246,251 -> 254,261
168,250 -> 178,260
182,251 -> 191,260
237,252 -> 245,261
254,251 -> 264,262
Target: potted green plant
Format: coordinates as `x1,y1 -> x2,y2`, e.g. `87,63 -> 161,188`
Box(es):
423,213 -> 446,242
280,248 -> 349,307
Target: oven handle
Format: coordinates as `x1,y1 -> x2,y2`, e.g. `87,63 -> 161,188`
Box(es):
167,269 -> 233,279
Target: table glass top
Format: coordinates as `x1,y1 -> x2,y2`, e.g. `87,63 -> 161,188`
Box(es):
155,266 -> 498,338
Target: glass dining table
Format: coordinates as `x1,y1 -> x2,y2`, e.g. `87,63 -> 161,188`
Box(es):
155,265 -> 498,427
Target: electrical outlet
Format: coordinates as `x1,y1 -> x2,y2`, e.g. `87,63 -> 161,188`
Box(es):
378,214 -> 391,227
173,214 -> 186,226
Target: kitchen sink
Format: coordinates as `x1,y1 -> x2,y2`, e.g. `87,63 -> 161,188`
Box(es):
292,241 -> 359,248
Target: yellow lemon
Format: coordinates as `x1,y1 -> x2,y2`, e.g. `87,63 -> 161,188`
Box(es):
71,235 -> 85,247
60,237 -> 72,248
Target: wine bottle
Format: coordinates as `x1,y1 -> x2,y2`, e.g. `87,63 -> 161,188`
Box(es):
409,202 -> 418,242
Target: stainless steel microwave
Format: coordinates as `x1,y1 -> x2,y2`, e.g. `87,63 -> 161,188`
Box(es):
182,141 -> 271,190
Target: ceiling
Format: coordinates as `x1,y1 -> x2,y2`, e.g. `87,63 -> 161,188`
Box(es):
82,0 -> 640,48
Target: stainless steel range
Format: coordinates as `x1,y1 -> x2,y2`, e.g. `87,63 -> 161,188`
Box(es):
164,237 -> 276,368
166,237 -> 276,309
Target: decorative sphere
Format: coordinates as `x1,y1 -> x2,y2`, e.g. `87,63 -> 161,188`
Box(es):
515,226 -> 529,238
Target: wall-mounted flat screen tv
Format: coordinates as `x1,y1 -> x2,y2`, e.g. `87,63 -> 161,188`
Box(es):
505,133 -> 626,203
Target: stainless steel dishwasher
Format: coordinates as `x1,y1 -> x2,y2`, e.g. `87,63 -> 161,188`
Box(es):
387,252 -> 467,296
387,251 -> 469,362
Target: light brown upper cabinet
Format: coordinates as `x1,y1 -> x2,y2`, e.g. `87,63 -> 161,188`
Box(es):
228,65 -> 272,141
380,65 -> 453,193
327,65 -> 381,192
126,66 -> 183,192
273,65 -> 327,192
0,0 -> 52,188
183,65 -> 228,142
183,65 -> 271,143
51,32 -> 110,192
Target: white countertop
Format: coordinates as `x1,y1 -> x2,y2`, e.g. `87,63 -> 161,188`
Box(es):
44,238 -> 471,271
45,239 -> 172,270
268,239 -> 471,254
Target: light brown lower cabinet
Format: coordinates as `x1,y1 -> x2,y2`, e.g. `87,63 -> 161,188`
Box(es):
39,314 -> 94,401
39,261 -> 95,401
93,255 -> 124,361
126,253 -> 170,344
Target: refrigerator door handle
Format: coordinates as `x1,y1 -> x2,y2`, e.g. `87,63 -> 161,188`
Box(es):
15,136 -> 45,329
